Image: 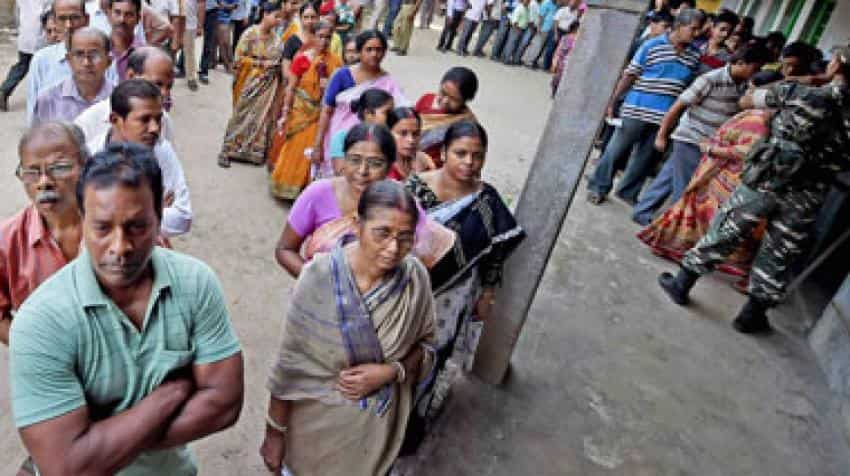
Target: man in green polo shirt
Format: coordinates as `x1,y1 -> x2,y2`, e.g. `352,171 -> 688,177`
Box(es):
9,142 -> 244,475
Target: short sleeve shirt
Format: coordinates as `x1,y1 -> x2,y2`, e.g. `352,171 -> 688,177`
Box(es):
9,248 -> 241,475
620,34 -> 702,125
671,66 -> 745,145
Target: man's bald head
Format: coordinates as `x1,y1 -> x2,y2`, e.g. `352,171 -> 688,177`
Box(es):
127,47 -> 175,110
127,46 -> 174,75
69,26 -> 111,51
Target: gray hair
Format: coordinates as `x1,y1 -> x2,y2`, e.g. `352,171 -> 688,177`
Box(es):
674,8 -> 706,28
18,121 -> 90,164
69,26 -> 112,52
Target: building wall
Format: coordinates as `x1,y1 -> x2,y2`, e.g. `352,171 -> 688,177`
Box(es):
817,0 -> 850,49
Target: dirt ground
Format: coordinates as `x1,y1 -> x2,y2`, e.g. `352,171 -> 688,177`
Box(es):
0,28 -> 550,474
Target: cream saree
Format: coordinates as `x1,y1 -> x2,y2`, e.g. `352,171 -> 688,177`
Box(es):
267,242 -> 437,476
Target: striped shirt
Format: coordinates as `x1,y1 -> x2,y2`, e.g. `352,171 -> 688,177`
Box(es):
620,34 -> 701,125
671,66 -> 746,145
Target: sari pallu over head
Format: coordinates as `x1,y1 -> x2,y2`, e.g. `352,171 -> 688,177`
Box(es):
267,241 -> 437,415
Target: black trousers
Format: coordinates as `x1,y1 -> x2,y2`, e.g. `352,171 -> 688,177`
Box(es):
199,8 -> 219,75
437,11 -> 464,50
0,51 -> 33,97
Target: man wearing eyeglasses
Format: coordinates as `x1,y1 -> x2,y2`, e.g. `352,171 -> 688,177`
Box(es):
26,0 -> 118,125
0,121 -> 89,346
32,28 -> 115,125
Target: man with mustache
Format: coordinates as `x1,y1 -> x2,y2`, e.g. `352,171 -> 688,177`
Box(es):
76,46 -> 177,144
86,79 -> 192,237
32,28 -> 115,125
109,0 -> 147,80
0,122 -> 89,346
9,144 -> 244,476
26,0 -> 119,124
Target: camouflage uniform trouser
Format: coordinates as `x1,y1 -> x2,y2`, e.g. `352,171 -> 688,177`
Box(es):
682,183 -> 826,306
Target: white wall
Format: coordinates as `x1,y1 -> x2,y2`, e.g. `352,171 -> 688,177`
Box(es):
817,0 -> 850,50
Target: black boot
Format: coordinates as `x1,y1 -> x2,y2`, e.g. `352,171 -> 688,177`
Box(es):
658,268 -> 698,306
732,297 -> 771,335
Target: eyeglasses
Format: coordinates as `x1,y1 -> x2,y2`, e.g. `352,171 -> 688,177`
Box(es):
70,50 -> 107,63
370,227 -> 415,249
344,155 -> 388,170
15,162 -> 76,184
56,13 -> 85,23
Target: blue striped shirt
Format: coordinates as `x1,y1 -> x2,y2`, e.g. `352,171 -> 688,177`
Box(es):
620,34 -> 701,125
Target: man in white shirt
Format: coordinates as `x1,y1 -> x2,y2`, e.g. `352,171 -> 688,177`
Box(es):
26,0 -> 121,124
0,0 -> 50,111
86,78 -> 191,237
77,46 -> 176,144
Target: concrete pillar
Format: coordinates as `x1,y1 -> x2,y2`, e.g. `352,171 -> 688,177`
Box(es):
472,0 -> 647,384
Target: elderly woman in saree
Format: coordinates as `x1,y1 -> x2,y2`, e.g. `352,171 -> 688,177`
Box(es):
413,66 -> 478,168
310,29 -> 408,178
260,180 -> 438,476
403,121 -> 526,446
637,109 -> 770,290
269,20 -> 343,199
218,2 -> 284,168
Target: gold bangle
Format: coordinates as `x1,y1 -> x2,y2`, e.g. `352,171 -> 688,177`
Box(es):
266,415 -> 289,434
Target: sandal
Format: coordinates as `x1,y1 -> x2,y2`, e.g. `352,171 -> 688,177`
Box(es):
586,191 -> 605,205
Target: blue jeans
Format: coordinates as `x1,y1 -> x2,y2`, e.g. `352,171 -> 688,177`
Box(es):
632,140 -> 702,224
539,28 -> 557,69
588,117 -> 660,202
490,17 -> 511,59
456,19 -> 479,54
437,10 -> 464,50
383,0 -> 403,37
501,26 -> 525,63
473,19 -> 499,55
513,26 -> 535,63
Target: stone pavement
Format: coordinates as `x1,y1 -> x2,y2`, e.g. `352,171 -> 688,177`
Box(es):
418,177 -> 850,475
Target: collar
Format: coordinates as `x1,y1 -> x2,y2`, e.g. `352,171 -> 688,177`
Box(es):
76,247 -> 172,309
61,76 -> 113,102
25,205 -> 54,248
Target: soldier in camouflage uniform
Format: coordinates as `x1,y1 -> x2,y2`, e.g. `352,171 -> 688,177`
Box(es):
658,45 -> 850,335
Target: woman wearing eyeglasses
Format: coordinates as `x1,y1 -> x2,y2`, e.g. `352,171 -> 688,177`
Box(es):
275,122 -> 454,278
262,180 -> 437,476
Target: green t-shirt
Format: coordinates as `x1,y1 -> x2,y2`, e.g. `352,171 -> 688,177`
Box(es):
9,247 -> 241,476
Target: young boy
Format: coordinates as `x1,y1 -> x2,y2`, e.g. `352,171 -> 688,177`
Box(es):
500,0 -> 529,65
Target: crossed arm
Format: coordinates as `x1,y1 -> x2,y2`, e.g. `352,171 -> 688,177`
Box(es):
19,354 -> 244,476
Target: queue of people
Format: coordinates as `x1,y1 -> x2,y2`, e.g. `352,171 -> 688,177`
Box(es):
1,0 -> 848,474
0,1 -> 528,475
583,3 -> 850,335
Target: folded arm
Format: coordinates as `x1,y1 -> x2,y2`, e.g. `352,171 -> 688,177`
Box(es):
20,379 -> 192,476
153,353 -> 244,449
